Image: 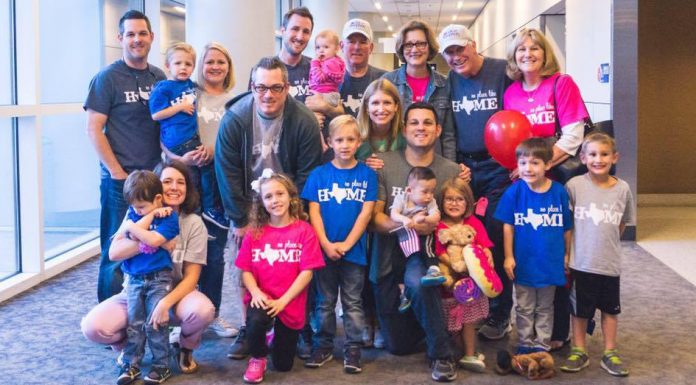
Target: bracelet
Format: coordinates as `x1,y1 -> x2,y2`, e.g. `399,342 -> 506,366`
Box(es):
139,242 -> 158,254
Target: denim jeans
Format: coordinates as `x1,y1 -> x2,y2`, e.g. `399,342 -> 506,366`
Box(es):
198,221 -> 228,315
246,306 -> 299,372
98,177 -> 128,302
313,259 -> 365,349
375,255 -> 456,360
170,135 -> 220,211
123,270 -> 173,369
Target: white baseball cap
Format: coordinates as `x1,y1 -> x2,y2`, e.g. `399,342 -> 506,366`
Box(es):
342,18 -> 373,41
438,24 -> 474,53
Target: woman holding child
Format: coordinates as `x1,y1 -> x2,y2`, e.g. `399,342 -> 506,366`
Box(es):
81,159 -> 216,375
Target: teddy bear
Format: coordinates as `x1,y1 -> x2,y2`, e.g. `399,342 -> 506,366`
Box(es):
436,223 -> 476,288
495,350 -> 556,380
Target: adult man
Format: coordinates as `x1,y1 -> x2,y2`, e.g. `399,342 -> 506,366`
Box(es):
338,18 -> 386,117
274,7 -> 314,103
438,24 -> 514,340
85,10 -> 166,303
371,102 -> 460,382
216,56 -> 322,359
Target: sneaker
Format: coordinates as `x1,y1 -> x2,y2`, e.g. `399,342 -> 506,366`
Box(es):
478,318 -> 512,340
600,349 -> 629,377
178,347 -> 198,374
202,208 -> 230,230
116,350 -> 125,369
304,348 -> 334,368
343,346 -> 362,374
398,293 -> 412,313
169,326 -> 181,346
227,326 -> 249,360
208,317 -> 239,338
116,365 -> 141,385
296,333 -> 312,360
361,325 -> 374,348
243,357 -> 267,384
373,327 -> 385,349
431,359 -> 457,382
560,347 -> 590,373
421,266 -> 446,287
143,366 -> 172,384
458,355 -> 486,373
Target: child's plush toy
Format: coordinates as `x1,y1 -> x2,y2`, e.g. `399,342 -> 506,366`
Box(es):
437,224 -> 477,288
495,350 -> 556,380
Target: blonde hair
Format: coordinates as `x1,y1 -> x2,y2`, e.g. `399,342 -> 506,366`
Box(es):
249,173 -> 307,238
356,79 -> 403,148
439,177 -> 475,219
395,20 -> 439,63
165,42 -> 196,66
328,114 -> 360,139
506,28 -> 560,81
197,42 -> 235,92
315,29 -> 340,48
581,131 -> 616,154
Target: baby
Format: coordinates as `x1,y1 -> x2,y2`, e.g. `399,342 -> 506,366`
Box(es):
309,29 -> 346,114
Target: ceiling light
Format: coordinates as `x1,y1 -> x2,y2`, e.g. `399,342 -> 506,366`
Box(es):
382,15 -> 389,22
388,25 -> 393,31
457,1 -> 464,9
375,2 -> 382,10
392,33 -> 398,38
173,6 -> 185,13
452,15 -> 457,21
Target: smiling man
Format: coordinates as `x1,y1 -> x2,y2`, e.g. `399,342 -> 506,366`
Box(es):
276,7 -> 314,103
84,10 -> 167,303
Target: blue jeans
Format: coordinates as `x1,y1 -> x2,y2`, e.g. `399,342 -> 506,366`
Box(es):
375,255 -> 456,359
170,135 -> 219,211
123,270 -> 173,369
98,177 -> 128,302
198,221 -> 228,315
313,259 -> 365,349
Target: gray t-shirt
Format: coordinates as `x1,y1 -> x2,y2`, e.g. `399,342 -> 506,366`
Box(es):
371,151 -> 460,281
197,89 -> 234,149
449,57 -> 511,154
84,59 -> 166,175
391,192 -> 439,218
251,109 -> 284,180
566,174 -> 635,276
340,65 -> 387,117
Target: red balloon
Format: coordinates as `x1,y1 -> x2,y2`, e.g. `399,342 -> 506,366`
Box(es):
484,110 -> 533,170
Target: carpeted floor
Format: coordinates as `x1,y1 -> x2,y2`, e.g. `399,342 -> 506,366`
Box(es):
1,242 -> 695,385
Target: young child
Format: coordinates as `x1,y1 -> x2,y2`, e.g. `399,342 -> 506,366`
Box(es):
300,115 -> 377,373
560,132 -> 634,377
390,166 -> 444,311
435,177 -> 493,373
494,138 -> 573,354
149,42 -> 227,229
114,170 -> 180,385
309,30 -> 346,113
235,173 -> 325,384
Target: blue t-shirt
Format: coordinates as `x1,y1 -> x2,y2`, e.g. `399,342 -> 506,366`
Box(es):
494,180 -> 572,287
149,79 -> 198,149
301,162 -> 377,266
122,207 -> 180,275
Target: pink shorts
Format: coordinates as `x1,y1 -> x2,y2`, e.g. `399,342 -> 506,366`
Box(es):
441,295 -> 489,333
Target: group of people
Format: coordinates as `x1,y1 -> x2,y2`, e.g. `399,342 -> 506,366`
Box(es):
80,6 -> 634,385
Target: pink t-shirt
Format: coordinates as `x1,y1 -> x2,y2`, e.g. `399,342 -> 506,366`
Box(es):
309,56 -> 346,94
406,73 -> 429,103
235,220 -> 325,330
434,216 -> 494,257
503,73 -> 589,138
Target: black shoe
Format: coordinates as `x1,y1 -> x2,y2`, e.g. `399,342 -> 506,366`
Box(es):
143,366 -> 172,384
431,359 -> 457,382
304,348 -> 333,368
116,365 -> 141,385
343,346 -> 362,374
227,326 -> 249,360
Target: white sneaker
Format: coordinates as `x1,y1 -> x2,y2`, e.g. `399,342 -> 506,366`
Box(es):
169,326 -> 181,346
208,317 -> 239,338
459,354 -> 486,373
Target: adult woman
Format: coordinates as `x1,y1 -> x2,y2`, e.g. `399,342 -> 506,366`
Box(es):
81,159 -> 216,374
382,20 -> 455,161
503,28 -> 588,350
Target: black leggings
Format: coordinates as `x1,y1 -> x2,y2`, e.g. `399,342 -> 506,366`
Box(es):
246,306 -> 300,372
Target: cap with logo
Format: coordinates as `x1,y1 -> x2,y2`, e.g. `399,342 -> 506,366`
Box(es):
438,24 -> 474,53
342,18 -> 373,41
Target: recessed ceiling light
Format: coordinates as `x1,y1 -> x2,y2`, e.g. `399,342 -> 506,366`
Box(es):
382,15 -> 389,22
458,1 -> 464,9
388,25 -> 393,31
375,2 -> 382,10
452,15 -> 457,21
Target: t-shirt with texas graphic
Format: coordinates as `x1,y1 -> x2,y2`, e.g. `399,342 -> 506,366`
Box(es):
566,173 -> 635,277
235,220 -> 324,330
494,180 -> 573,287
301,162 -> 378,266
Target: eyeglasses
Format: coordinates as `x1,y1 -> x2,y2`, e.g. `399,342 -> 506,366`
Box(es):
444,196 -> 466,204
252,83 -> 286,94
403,41 -> 428,51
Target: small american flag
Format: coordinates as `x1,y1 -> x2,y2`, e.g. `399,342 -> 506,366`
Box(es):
393,226 -> 420,257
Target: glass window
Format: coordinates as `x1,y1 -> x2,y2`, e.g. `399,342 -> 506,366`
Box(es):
0,118 -> 18,280
0,0 -> 12,106
42,114 -> 100,260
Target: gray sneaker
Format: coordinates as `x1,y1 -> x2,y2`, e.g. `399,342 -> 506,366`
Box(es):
478,319 -> 512,340
458,354 -> 486,373
431,359 -> 457,382
600,349 -> 629,377
304,348 -> 333,368
560,347 -> 590,373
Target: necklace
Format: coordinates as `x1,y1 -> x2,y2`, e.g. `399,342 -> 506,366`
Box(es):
522,81 -> 541,103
